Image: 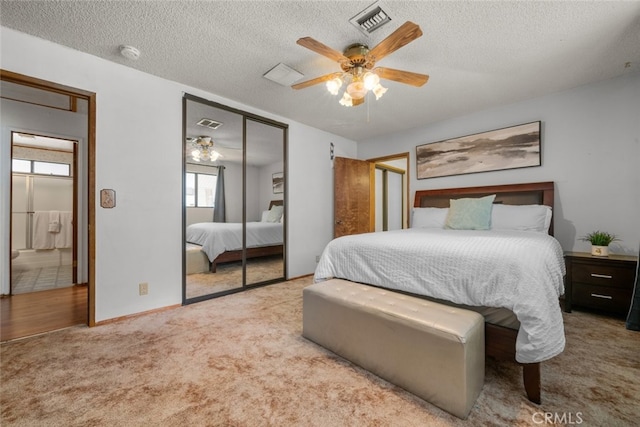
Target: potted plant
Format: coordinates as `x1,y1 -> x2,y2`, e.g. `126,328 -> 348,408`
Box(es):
580,230 -> 619,256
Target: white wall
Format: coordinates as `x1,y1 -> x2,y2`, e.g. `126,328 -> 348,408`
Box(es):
1,27 -> 357,321
359,71 -> 640,255
288,125 -> 357,274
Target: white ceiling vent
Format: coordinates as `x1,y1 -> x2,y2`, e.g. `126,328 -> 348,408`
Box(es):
263,63 -> 304,87
349,2 -> 391,35
196,118 -> 223,129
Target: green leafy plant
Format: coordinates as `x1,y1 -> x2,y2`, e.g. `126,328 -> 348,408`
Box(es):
580,230 -> 620,246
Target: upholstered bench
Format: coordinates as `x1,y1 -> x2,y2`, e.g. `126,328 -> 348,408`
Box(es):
302,279 -> 485,419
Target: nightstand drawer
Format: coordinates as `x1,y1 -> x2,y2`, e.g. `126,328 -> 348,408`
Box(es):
572,263 -> 635,288
573,283 -> 632,314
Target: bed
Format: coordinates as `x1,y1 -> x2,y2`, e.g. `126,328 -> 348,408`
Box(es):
187,200 -> 284,272
313,181 -> 565,403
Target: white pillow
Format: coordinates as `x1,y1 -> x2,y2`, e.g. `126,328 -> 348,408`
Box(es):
266,205 -> 284,223
261,210 -> 270,222
412,207 -> 448,228
491,204 -> 552,233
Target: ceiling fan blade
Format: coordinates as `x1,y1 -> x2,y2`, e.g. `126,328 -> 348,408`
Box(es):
374,67 -> 429,87
368,21 -> 422,62
297,37 -> 349,62
291,73 -> 340,90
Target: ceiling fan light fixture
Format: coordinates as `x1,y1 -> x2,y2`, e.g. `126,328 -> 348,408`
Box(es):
372,83 -> 388,100
339,92 -> 353,107
292,20 -> 427,108
346,80 -> 366,100
326,76 -> 343,95
190,136 -> 222,162
363,72 -> 380,90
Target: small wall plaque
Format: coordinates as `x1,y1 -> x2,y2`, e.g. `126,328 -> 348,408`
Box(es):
100,189 -> 116,208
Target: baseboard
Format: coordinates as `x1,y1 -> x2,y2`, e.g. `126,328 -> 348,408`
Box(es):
96,304 -> 181,326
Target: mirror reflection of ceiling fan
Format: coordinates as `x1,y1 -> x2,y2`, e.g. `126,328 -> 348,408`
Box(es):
292,21 -> 429,107
187,136 -> 223,162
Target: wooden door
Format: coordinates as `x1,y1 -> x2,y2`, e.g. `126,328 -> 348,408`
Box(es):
334,157 -> 375,238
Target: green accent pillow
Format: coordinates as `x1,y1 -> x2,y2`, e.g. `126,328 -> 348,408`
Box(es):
444,194 -> 496,230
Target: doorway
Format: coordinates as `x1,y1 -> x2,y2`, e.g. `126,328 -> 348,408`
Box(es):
1,70 -> 96,340
10,132 -> 78,294
370,153 -> 410,231
332,152 -> 409,238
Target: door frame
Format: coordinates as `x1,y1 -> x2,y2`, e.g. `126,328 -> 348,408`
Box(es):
1,69 -> 97,326
367,152 -> 410,230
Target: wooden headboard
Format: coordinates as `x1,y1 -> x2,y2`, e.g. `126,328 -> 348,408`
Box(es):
414,182 -> 555,235
268,200 -> 284,209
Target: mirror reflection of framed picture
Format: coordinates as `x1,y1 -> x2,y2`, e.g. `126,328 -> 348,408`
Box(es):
272,172 -> 283,194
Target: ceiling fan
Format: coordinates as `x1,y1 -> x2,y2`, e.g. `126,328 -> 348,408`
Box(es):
187,136 -> 224,162
292,21 -> 429,107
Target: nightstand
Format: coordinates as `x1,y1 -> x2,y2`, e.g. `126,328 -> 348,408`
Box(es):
564,252 -> 638,316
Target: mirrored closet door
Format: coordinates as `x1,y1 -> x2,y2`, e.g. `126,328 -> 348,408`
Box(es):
183,95 -> 287,304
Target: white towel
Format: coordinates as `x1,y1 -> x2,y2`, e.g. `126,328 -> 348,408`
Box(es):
48,211 -> 61,233
54,211 -> 73,248
33,211 -> 55,249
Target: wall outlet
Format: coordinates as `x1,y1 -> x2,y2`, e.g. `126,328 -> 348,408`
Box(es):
139,282 -> 149,296
316,255 -> 321,263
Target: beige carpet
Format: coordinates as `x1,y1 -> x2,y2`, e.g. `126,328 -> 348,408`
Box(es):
1,277 -> 638,426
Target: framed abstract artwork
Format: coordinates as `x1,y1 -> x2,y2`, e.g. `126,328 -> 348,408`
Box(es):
416,121 -> 541,179
272,172 -> 284,194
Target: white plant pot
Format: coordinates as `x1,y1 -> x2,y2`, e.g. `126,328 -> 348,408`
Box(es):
591,245 -> 609,257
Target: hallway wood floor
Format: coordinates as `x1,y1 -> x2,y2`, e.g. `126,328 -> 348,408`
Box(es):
1,285 -> 87,342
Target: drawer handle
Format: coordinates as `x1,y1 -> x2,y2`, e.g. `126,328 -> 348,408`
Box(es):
591,293 -> 613,300
590,273 -> 612,279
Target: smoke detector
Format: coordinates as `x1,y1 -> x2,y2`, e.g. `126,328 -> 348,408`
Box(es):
119,45 -> 141,60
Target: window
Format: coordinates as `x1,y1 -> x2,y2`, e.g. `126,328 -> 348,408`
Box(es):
33,161 -> 70,176
186,172 -> 217,207
12,159 -> 71,176
12,159 -> 31,173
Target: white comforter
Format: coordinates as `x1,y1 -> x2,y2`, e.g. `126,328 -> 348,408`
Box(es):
314,228 -> 566,363
186,221 -> 283,262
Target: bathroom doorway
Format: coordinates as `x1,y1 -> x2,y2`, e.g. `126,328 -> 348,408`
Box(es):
1,70 -> 95,340
10,132 -> 78,294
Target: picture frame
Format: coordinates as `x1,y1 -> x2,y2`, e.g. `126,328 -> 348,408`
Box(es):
416,121 -> 541,179
272,172 -> 283,194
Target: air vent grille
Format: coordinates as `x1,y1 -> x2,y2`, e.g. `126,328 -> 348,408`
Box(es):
350,3 -> 391,35
196,118 -> 223,129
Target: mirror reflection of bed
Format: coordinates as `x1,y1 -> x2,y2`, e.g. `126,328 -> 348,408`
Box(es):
185,200 -> 284,299
183,96 -> 286,302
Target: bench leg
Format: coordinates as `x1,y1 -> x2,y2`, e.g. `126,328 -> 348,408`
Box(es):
522,363 -> 541,404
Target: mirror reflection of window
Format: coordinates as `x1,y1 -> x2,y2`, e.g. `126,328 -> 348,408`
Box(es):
185,172 -> 217,208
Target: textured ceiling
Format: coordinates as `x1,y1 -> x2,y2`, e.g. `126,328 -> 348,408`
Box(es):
1,1 -> 639,142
